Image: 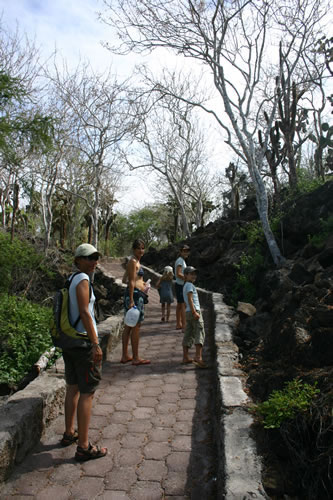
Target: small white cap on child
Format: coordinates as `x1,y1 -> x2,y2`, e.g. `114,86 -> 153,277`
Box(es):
164,266 -> 173,273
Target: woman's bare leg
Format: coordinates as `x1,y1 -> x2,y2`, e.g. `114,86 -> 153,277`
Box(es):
181,303 -> 186,330
176,303 -> 183,328
121,324 -> 133,362
131,323 -> 150,365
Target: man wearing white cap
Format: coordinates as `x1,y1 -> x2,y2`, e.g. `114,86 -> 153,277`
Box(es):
61,243 -> 107,461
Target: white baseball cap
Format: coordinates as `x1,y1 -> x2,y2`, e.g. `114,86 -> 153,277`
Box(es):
75,243 -> 101,258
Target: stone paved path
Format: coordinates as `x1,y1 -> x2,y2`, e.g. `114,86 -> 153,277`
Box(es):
1,260 -> 218,499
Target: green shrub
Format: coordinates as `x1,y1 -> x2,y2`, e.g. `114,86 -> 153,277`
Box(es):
240,221 -> 265,245
253,379 -> 320,429
0,294 -> 53,387
231,250 -> 265,305
295,169 -> 326,194
309,215 -> 333,248
0,232 -> 44,294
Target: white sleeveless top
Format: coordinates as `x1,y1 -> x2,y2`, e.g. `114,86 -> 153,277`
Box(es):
68,272 -> 98,336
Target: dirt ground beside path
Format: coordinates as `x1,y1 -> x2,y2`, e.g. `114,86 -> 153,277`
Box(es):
1,259 -> 218,499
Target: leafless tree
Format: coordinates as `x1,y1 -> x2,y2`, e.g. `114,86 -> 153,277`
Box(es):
99,0 -> 330,266
120,75 -> 215,238
49,61 -> 136,247
0,20 -> 41,95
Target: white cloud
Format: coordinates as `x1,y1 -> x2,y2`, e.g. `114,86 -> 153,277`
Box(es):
1,0 -> 123,73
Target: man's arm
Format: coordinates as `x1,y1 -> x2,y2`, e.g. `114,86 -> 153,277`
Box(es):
76,279 -> 102,364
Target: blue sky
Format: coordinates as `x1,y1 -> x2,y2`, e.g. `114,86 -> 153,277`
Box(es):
0,0 -> 133,76
0,0 -> 163,211
0,1 -> 224,213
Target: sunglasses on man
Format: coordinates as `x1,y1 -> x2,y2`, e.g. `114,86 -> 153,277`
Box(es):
84,254 -> 99,261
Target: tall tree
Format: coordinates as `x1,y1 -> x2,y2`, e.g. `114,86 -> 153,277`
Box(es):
0,25 -> 53,238
121,73 -> 214,238
50,63 -> 136,247
100,0 -> 330,266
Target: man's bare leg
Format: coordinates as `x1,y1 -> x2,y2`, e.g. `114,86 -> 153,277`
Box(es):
77,392 -> 94,449
76,392 -> 107,458
65,384 -> 79,436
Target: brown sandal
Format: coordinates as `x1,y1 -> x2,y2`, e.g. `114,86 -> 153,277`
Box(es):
75,443 -> 107,462
193,360 -> 208,369
61,430 -> 78,447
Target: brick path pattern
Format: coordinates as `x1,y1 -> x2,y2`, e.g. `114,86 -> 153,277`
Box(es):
1,260 -> 218,499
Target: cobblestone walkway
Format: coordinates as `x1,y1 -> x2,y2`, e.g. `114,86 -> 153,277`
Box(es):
1,260 -> 218,499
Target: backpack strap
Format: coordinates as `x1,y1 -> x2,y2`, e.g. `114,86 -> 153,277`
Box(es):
67,272 -> 93,328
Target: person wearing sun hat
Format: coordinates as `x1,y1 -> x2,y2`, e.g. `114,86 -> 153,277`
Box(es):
156,265 -> 174,322
74,243 -> 101,258
61,242 -> 107,462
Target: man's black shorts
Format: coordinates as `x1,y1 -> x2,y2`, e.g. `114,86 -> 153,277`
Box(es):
63,346 -> 101,393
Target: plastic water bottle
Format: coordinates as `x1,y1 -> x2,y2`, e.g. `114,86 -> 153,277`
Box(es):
144,279 -> 151,294
124,306 -> 140,327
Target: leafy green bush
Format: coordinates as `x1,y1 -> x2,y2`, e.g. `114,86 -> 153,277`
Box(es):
0,294 -> 52,387
309,215 -> 333,248
231,250 -> 265,305
295,169 -> 326,195
240,220 -> 265,245
0,232 -> 44,294
253,379 -> 320,429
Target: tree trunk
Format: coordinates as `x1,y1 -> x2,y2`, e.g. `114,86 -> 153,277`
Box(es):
104,215 -> 114,256
60,220 -> 66,248
286,141 -> 298,189
250,158 -> 285,267
10,183 -> 19,243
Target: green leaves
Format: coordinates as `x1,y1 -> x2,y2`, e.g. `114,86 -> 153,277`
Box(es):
0,232 -> 44,294
0,70 -> 54,158
253,379 -> 320,429
0,294 -> 52,387
308,215 -> 333,248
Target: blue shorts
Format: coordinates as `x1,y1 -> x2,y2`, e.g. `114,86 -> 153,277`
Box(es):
175,283 -> 184,303
124,287 -> 145,323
